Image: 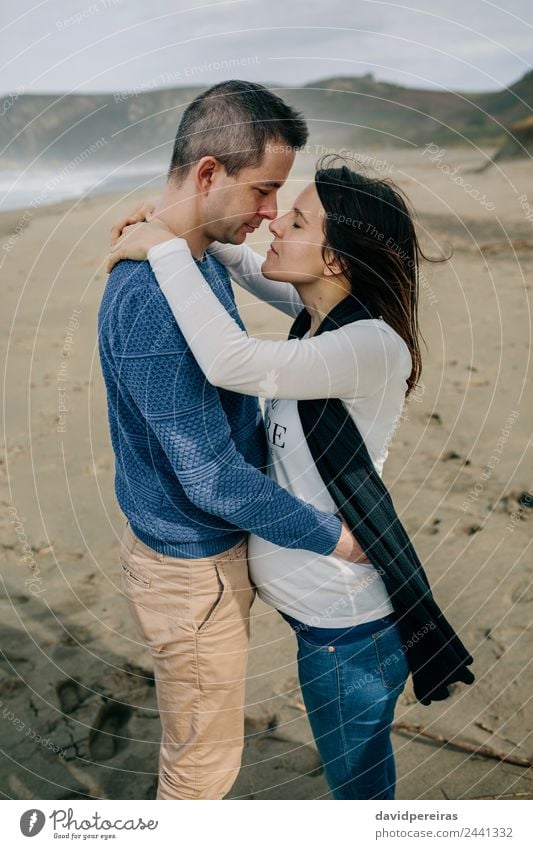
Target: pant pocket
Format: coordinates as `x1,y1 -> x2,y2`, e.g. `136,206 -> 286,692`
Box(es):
195,563 -> 227,633
193,561 -> 252,693
120,555 -> 151,588
372,625 -> 409,690
120,567 -> 168,653
119,540 -> 190,658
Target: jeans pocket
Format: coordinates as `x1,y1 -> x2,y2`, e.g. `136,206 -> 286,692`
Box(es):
295,634 -> 338,677
372,625 -> 409,690
295,630 -> 322,650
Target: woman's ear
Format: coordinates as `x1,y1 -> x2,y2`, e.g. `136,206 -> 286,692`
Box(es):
322,248 -> 344,277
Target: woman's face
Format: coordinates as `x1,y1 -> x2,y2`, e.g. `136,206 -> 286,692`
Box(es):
261,182 -> 331,284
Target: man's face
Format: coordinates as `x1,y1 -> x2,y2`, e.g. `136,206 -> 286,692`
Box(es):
203,145 -> 296,244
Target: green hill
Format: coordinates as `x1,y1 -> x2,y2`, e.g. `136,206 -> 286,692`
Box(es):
1,71 -> 532,167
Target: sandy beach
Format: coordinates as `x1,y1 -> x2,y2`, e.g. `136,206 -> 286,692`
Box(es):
1,147 -> 532,800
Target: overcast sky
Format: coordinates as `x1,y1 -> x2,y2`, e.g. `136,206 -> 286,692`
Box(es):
2,0 -> 532,96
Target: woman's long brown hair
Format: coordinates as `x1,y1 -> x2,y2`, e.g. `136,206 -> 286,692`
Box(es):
315,156 -> 437,397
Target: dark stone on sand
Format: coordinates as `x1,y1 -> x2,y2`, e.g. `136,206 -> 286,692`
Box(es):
518,491 -> 533,510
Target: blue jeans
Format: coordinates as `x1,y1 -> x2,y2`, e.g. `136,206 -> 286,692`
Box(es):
290,615 -> 409,799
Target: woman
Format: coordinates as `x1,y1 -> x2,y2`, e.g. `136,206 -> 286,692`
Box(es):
107,160 -> 472,799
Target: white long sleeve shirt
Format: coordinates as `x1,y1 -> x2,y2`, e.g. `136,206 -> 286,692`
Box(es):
148,238 -> 412,627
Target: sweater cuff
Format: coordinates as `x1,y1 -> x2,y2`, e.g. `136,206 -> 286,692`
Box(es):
305,512 -> 342,556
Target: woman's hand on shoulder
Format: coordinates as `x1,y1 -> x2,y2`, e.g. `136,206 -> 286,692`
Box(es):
110,199 -> 157,245
106,220 -> 176,273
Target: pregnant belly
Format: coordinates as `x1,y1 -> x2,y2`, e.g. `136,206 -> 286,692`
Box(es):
247,534 -> 393,625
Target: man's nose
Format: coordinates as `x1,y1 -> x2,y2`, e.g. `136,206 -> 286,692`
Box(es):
258,198 -> 278,221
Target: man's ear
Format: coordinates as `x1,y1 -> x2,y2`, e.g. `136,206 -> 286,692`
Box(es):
322,248 -> 343,277
195,156 -> 221,194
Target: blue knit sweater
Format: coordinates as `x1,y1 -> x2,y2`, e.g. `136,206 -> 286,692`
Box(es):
98,253 -> 342,558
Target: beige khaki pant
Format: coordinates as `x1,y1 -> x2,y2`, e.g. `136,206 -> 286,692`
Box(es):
119,523 -> 254,799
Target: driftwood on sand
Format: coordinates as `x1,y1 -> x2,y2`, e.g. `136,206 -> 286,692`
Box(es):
392,721 -> 533,768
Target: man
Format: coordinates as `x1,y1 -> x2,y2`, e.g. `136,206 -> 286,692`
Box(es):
98,80 -> 365,800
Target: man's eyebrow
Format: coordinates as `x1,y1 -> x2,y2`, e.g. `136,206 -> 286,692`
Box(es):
293,206 -> 309,224
255,180 -> 283,188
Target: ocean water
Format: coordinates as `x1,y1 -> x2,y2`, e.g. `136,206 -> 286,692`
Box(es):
0,162 -> 166,213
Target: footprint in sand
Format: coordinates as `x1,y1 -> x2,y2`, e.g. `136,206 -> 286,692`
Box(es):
253,735 -> 324,778
474,627 -> 507,660
0,591 -> 30,604
243,706 -> 323,778
88,700 -> 132,762
441,450 -> 471,466
244,709 -> 278,738
509,576 -> 533,606
492,489 -> 533,518
427,518 -> 441,535
56,678 -> 83,714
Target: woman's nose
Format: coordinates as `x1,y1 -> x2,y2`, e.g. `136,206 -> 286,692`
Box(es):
268,217 -> 283,238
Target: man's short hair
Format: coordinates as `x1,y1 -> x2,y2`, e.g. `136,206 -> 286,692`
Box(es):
168,79 -> 308,183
